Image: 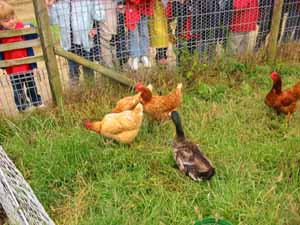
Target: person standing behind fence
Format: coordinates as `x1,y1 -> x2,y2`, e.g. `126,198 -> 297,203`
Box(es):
229,0 -> 259,54
281,0 -> 300,42
114,0 -> 129,67
166,0 -> 196,63
0,1 -> 43,112
125,0 -> 154,71
189,0 -> 222,58
46,0 -> 105,87
148,0 -> 169,65
98,0 -> 118,68
255,0 -> 274,49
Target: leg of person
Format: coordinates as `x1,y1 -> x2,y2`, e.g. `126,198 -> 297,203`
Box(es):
246,30 -> 257,53
82,66 -> 95,87
9,73 -> 29,111
99,23 -> 114,68
139,15 -> 151,68
24,71 -> 42,107
116,12 -> 129,66
67,59 -> 80,87
294,14 -> 300,41
129,25 -> 141,70
228,32 -> 243,54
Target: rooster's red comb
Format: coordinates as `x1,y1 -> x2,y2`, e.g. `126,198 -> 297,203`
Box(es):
271,71 -> 279,80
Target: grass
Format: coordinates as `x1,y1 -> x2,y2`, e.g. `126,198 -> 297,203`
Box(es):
1,57 -> 300,225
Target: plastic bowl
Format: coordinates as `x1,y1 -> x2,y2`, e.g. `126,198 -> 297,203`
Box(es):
194,217 -> 233,225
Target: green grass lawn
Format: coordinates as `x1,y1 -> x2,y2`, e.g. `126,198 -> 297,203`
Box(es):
1,58 -> 300,225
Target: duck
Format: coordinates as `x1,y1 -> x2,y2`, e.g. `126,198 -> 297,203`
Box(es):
170,111 -> 215,181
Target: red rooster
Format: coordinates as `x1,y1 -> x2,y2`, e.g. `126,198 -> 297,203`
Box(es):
265,71 -> 300,122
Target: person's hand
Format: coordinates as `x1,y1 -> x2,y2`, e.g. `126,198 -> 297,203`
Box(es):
117,4 -> 125,14
45,0 -> 56,7
89,28 -> 97,38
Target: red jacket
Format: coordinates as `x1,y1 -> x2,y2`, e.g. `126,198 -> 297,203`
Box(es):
231,0 -> 259,32
0,22 -> 31,74
125,0 -> 154,30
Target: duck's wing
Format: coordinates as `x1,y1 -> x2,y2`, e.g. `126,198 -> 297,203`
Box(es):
175,141 -> 214,181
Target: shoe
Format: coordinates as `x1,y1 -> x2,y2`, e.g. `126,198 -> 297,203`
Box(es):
35,103 -> 46,109
130,57 -> 139,71
22,106 -> 35,113
158,58 -> 168,65
141,56 -> 151,68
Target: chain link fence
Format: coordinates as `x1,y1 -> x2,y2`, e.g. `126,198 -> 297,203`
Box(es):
0,0 -> 300,115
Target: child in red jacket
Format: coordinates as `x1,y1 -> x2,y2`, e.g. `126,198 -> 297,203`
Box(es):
0,1 -> 42,112
229,0 -> 259,54
125,0 -> 154,70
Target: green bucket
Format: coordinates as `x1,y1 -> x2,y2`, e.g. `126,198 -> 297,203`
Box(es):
194,217 -> 233,225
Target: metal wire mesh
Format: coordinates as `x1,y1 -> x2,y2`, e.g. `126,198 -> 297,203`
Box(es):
0,69 -> 52,115
0,146 -> 55,225
1,0 -> 300,115
47,0 -> 299,74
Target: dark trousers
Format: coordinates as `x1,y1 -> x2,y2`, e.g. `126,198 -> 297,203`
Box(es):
10,71 -> 42,111
115,12 -> 129,66
155,48 -> 168,61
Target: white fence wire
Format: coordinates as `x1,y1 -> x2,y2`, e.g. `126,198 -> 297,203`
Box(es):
0,146 -> 55,225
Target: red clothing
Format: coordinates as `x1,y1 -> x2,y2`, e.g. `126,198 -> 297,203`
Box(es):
231,0 -> 259,32
0,22 -> 30,74
125,0 -> 154,30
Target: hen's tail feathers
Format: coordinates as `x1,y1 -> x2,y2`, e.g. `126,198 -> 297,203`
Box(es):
133,103 -> 143,113
177,83 -> 183,90
147,84 -> 153,92
294,82 -> 300,99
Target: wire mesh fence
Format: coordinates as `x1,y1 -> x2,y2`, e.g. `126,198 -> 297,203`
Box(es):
0,69 -> 52,115
48,0 -> 299,72
1,0 -> 300,115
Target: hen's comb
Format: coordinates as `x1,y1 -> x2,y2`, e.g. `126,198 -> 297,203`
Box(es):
135,82 -> 143,91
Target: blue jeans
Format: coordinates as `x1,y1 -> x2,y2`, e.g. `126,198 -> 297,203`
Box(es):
10,71 -> 42,111
129,15 -> 149,58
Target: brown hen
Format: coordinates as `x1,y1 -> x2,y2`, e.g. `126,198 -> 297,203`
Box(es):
135,82 -> 182,121
111,84 -> 153,113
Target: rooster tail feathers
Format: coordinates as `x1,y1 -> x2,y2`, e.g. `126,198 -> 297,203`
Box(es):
295,82 -> 300,99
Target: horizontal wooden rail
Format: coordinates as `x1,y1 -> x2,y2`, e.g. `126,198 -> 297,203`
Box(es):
0,39 -> 41,52
0,27 -> 38,38
54,47 -> 135,87
0,55 -> 44,68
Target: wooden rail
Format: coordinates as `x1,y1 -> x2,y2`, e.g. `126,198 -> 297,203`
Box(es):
0,55 -> 44,68
0,27 -> 38,38
54,47 -> 135,87
0,39 -> 41,52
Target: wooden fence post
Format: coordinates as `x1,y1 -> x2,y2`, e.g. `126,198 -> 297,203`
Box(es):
32,0 -> 63,107
266,0 -> 284,63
